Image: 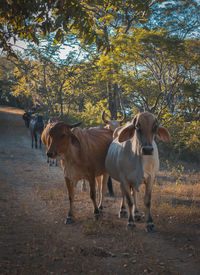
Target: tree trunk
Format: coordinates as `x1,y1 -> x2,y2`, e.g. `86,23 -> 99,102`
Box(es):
107,81 -> 118,119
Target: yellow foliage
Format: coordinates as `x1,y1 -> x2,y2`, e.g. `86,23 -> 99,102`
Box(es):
80,99 -> 107,126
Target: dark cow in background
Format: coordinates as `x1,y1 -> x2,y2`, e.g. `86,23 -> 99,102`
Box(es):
105,112 -> 170,232
22,104 -> 41,128
29,115 -> 44,149
22,111 -> 34,128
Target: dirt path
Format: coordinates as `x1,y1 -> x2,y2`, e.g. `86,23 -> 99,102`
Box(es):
0,106 -> 200,275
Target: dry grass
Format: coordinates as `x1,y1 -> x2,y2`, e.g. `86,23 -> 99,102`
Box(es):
35,160 -> 200,228
35,186 -> 65,202
151,162 -> 200,227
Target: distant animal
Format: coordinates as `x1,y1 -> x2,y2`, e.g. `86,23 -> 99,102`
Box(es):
101,109 -> 126,132
46,122 -> 113,224
105,112 -> 170,232
47,155 -> 58,167
22,111 -> 34,128
29,115 -> 44,149
101,109 -> 126,197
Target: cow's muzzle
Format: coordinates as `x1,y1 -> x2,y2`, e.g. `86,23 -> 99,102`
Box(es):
142,146 -> 153,155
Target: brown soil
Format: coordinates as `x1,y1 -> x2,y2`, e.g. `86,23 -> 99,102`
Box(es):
0,106 -> 200,275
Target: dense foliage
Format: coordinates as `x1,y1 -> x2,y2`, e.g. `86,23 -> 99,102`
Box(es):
0,0 -> 152,56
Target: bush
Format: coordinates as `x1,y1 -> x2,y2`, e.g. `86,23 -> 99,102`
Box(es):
158,113 -> 200,163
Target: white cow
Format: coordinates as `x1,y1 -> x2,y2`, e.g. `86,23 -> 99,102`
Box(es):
105,112 -> 170,232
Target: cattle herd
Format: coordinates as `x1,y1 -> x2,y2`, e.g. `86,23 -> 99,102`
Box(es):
22,109 -> 170,232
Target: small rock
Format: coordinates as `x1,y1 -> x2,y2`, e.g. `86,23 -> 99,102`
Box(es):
122,253 -> 129,257
132,260 -> 136,264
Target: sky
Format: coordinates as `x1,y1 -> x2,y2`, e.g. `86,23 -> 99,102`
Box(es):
9,38 -> 82,61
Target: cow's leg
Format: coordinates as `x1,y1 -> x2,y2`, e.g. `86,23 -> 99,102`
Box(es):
98,173 -> 109,214
144,179 -> 156,232
122,183 -> 135,227
39,137 -> 42,149
34,134 -> 37,149
107,176 -> 114,197
64,177 -> 75,224
132,188 -> 142,222
119,184 -> 128,218
96,176 -> 101,200
55,157 -> 58,166
81,179 -> 87,192
31,135 -> 34,148
88,176 -> 100,219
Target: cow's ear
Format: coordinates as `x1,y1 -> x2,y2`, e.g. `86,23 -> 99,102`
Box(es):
118,125 -> 135,142
70,133 -> 80,148
69,122 -> 82,128
157,126 -> 170,142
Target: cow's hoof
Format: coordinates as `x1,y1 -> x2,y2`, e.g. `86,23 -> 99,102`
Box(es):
134,212 -> 142,222
94,209 -> 100,220
64,217 -> 74,224
98,206 -> 103,216
127,221 -> 136,228
108,192 -> 115,197
119,210 -> 128,219
146,223 -> 156,233
94,213 -> 101,220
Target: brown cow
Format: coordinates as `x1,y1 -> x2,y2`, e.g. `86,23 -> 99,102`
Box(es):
42,118 -> 59,166
41,121 -> 57,166
83,110 -> 126,199
46,122 -> 113,223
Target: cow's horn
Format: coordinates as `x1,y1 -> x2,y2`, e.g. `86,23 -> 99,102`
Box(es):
119,110 -> 126,123
102,110 -> 109,124
69,122 -> 82,128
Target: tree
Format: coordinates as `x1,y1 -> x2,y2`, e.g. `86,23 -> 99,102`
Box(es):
0,0 -> 153,56
0,56 -> 33,108
145,0 -> 200,39
104,28 -> 200,119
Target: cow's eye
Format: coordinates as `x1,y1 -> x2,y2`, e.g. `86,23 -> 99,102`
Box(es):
153,120 -> 159,133
152,125 -> 158,133
136,123 -> 142,134
60,134 -> 66,138
136,127 -> 142,134
137,128 -> 142,134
